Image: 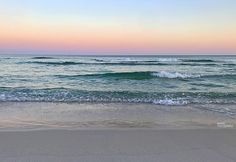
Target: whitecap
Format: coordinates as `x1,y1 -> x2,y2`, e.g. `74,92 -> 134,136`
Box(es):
157,58 -> 179,62
151,71 -> 200,79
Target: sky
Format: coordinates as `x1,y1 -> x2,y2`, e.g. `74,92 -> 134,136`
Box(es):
0,0 -> 235,55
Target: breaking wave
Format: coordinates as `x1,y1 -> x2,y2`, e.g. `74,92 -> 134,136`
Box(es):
56,71 -> 200,80
0,88 -> 236,105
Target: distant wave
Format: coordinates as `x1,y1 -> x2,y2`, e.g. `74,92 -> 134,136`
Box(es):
32,57 -> 55,59
203,74 -> 236,79
23,60 -> 227,67
97,62 -> 168,66
223,63 -> 236,66
25,61 -> 169,66
27,61 -> 84,65
190,83 -> 225,88
93,59 -> 104,62
0,88 -> 236,106
181,59 -> 216,63
179,63 -> 218,66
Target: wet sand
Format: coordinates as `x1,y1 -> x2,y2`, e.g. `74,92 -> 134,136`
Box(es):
0,102 -> 235,130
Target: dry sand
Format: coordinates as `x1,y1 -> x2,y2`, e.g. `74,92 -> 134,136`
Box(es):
0,129 -> 236,162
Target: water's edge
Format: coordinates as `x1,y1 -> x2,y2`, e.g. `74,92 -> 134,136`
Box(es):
0,102 -> 235,130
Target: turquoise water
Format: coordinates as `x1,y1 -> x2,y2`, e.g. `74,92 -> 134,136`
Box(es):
0,55 -> 236,105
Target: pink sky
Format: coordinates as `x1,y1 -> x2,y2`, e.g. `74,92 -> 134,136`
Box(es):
0,0 -> 235,55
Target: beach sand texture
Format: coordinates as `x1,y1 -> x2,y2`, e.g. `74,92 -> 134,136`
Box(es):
0,129 -> 236,162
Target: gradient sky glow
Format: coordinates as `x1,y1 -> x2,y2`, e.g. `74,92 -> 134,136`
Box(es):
0,0 -> 236,55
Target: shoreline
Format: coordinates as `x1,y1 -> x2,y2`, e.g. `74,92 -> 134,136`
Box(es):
0,102 -> 235,130
0,126 -> 235,133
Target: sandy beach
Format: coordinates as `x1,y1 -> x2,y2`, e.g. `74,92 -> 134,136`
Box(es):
0,129 -> 235,162
0,102 -> 235,161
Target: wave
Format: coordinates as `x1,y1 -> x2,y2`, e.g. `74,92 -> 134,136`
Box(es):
152,73 -> 236,80
203,74 -> 236,80
181,59 -> 216,63
157,58 -> 179,62
24,61 -> 228,67
26,61 -> 168,66
151,71 -> 200,79
93,59 -> 104,62
55,71 -> 200,80
27,61 -> 83,65
179,63 -> 218,66
32,57 -> 55,59
223,63 -> 236,66
56,72 -> 154,80
0,88 -> 236,106
190,83 -> 225,88
55,71 -> 236,81
97,62 -> 168,66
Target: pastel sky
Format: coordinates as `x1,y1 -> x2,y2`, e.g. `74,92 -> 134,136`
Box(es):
0,0 -> 235,55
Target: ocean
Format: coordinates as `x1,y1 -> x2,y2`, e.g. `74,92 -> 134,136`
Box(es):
1,55 -> 236,104
0,55 -> 236,129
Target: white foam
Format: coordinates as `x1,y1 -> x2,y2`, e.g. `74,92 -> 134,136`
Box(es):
157,58 -> 179,62
153,99 -> 188,105
217,122 -> 234,128
152,71 -> 200,79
